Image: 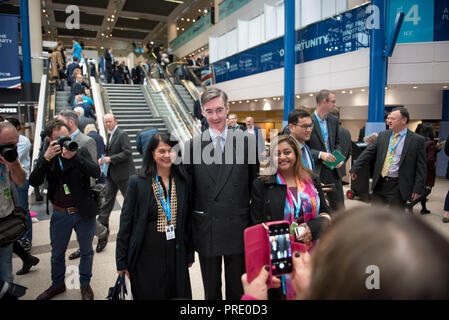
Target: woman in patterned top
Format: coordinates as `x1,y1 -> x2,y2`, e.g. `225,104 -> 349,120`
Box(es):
116,132 -> 194,299
250,134 -> 331,300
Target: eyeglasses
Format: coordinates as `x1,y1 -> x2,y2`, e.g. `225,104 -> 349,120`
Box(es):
293,124 -> 314,129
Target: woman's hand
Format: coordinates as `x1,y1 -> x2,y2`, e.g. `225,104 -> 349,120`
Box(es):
118,269 -> 130,278
291,251 -> 312,300
241,266 -> 281,300
298,223 -> 313,247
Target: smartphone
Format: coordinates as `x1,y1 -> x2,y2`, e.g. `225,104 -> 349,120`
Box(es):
268,222 -> 293,276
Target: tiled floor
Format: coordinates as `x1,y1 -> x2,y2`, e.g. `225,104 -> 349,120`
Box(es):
12,177 -> 449,300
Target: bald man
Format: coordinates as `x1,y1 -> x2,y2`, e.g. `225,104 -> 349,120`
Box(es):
96,113 -> 135,252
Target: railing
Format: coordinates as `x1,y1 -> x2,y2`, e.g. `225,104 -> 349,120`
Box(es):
140,62 -> 200,142
167,62 -> 207,89
90,76 -> 107,145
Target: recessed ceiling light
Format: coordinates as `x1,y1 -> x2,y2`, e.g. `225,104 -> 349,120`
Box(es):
246,100 -> 250,103
341,90 -> 346,94
412,86 -> 418,89
309,93 -> 314,96
385,86 -> 389,90
296,95 -> 300,99
361,89 -> 366,92
443,85 -> 448,89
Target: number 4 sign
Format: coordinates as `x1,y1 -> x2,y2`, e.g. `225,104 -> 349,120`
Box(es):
388,0 -> 434,43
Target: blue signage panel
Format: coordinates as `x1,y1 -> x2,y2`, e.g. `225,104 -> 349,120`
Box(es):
206,4 -> 370,85
434,0 -> 449,41
0,14 -> 21,89
388,0 -> 434,43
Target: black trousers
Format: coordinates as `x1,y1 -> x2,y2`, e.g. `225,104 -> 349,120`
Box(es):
98,176 -> 129,229
372,177 -> 406,210
199,253 -> 245,300
320,166 -> 345,212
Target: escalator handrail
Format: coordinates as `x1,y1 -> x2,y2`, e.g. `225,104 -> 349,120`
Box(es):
140,62 -> 195,138
31,73 -> 48,172
167,61 -> 207,90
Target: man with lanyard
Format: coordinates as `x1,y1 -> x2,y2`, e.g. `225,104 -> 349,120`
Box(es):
350,107 -> 426,209
30,119 -> 101,300
307,90 -> 345,212
287,109 -> 315,171
228,113 -> 244,131
0,121 -> 26,285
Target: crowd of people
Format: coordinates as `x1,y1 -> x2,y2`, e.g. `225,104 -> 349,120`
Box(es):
1,85 -> 449,301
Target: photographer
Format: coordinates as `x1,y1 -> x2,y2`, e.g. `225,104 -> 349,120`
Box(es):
29,119 -> 101,300
0,121 -> 26,284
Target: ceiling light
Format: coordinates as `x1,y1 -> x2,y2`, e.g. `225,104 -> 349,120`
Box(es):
309,93 -> 314,96
254,99 -> 258,102
412,86 -> 418,89
341,90 -> 346,94
385,86 -> 389,90
239,101 -> 242,104
204,9 -> 208,13
107,18 -> 110,21
443,85 -> 448,89
176,27 -> 179,30
181,18 -> 184,21
193,19 -> 195,22
361,88 -> 366,92
186,18 -> 190,22
182,28 -> 185,31
111,15 -> 115,18
246,100 -> 250,103
296,95 -> 300,99
42,9 -> 46,13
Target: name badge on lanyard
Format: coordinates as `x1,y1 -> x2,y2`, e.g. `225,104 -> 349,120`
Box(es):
156,175 -> 175,240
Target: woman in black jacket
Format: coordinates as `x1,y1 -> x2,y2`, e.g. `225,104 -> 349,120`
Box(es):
250,135 -> 331,299
116,132 -> 194,299
251,135 -> 331,242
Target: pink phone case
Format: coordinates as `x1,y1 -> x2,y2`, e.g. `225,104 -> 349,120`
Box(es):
244,220 -> 292,286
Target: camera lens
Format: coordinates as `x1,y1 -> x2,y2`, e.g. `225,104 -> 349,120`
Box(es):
0,146 -> 18,162
63,140 -> 78,152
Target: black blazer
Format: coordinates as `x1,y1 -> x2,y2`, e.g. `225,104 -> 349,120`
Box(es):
29,146 -> 101,219
350,129 -> 426,201
250,174 -> 331,241
307,112 -> 342,177
184,129 -> 259,257
105,127 -> 135,182
115,173 -> 194,298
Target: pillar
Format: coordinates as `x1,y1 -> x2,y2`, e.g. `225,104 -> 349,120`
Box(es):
283,0 -> 295,129
28,0 -> 43,89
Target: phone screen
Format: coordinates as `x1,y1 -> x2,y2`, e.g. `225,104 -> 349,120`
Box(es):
268,223 -> 293,275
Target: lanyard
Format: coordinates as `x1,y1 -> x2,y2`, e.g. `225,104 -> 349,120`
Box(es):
58,133 -> 78,171
156,175 -> 171,222
0,164 -> 6,184
314,112 -> 329,152
276,173 -> 301,219
388,130 -> 407,155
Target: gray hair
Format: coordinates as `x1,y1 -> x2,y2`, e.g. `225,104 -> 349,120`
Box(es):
60,109 -> 79,127
201,87 -> 228,108
74,106 -> 84,116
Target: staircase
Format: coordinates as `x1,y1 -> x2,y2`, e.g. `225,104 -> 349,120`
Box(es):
173,83 -> 194,113
54,83 -> 72,115
103,84 -> 168,169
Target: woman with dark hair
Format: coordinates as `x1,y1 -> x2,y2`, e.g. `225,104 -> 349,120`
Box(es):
408,123 -> 438,214
250,135 -> 331,299
115,132 -> 194,299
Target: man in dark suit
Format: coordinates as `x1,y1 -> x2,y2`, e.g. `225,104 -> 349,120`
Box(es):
350,107 -> 426,209
288,109 -> 315,171
30,119 -> 101,300
307,89 -> 345,211
66,56 -> 80,87
184,88 -> 259,300
97,113 -> 135,252
104,48 -> 113,84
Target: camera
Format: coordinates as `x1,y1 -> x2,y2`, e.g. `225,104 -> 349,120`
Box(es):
0,143 -> 18,162
56,136 -> 78,152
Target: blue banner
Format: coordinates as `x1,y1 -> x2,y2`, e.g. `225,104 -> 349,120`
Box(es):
434,0 -> 449,41
208,4 -> 370,85
0,14 -> 21,89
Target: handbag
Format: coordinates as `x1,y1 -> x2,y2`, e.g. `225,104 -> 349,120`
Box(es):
107,273 -> 133,300
0,183 -> 28,248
